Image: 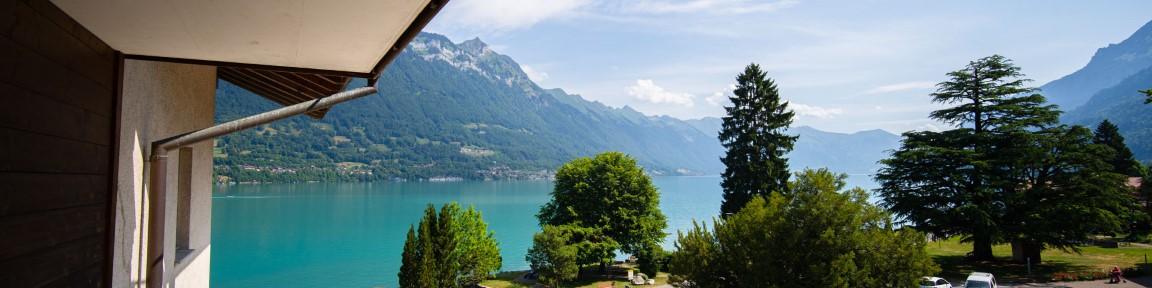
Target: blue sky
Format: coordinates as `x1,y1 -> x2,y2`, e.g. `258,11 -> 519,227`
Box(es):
425,0 -> 1152,133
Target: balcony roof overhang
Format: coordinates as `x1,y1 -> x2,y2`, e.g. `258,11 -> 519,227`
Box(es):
51,0 -> 448,118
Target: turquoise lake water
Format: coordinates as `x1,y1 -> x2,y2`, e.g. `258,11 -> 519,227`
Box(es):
211,175 -> 878,287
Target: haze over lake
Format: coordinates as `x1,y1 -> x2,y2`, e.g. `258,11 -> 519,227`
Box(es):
211,175 -> 878,287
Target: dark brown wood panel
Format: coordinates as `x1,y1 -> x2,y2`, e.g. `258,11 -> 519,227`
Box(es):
218,67 -> 353,118
0,1 -> 117,287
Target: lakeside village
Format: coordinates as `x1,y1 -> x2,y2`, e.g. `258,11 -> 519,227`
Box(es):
214,163 -> 557,184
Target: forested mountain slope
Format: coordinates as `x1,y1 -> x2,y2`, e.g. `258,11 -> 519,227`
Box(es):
1055,19 -> 1152,163
214,33 -> 722,182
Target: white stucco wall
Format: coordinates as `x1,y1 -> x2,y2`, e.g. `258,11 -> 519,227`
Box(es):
113,60 -> 216,288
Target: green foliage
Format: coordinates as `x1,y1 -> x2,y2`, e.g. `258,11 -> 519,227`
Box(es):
670,169 -> 939,288
997,125 -> 1135,261
399,203 -> 502,288
526,225 -> 581,287
1093,120 -> 1145,177
635,243 -> 664,277
718,63 -> 797,216
537,152 -> 667,259
454,208 -> 503,286
1143,88 -> 1151,104
878,55 -> 1059,260
878,55 -> 1137,263
928,55 -> 1058,131
398,226 -> 422,288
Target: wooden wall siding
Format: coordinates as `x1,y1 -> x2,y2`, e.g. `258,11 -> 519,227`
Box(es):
0,0 -> 117,287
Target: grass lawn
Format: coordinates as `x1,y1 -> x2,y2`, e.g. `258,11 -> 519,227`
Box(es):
480,269 -> 669,288
926,237 -> 1152,283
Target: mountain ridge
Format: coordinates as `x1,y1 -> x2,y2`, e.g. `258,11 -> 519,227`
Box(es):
1041,20 -> 1152,111
1053,19 -> 1152,163
213,33 -> 901,182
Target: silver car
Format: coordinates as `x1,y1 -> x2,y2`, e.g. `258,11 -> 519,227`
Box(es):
920,276 -> 952,288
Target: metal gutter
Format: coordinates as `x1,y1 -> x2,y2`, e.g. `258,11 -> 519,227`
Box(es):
144,86 -> 378,287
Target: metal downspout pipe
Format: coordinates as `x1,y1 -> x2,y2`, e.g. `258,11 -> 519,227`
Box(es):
145,86 -> 378,287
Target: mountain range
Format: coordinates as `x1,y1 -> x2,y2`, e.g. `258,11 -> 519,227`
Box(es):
1051,20 -> 1152,163
213,33 -> 899,182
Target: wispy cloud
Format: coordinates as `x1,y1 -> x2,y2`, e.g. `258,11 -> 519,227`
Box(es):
704,92 -> 726,106
432,0 -> 593,33
791,103 -> 843,119
628,79 -> 696,107
866,81 -> 937,95
628,0 -> 799,14
520,65 -> 550,83
704,84 -> 736,106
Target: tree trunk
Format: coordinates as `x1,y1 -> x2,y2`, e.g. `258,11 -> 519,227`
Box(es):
971,233 -> 994,260
1010,240 -> 1043,263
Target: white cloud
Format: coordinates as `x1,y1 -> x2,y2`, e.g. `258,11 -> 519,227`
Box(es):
704,84 -> 736,106
521,65 -> 549,83
790,102 -> 843,119
705,92 -> 725,106
866,81 -> 937,95
628,0 -> 798,14
434,0 -> 592,32
628,79 -> 696,107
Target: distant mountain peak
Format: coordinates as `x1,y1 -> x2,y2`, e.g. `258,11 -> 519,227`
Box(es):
459,37 -> 491,55
408,33 -> 540,97
1041,19 -> 1152,111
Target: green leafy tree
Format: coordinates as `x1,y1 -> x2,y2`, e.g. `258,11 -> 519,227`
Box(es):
877,55 -> 1058,260
537,152 -> 667,268
453,207 -> 503,286
526,225 -> 582,287
635,242 -> 664,277
399,203 -> 502,288
998,126 -> 1134,262
718,63 -> 797,216
1093,120 -> 1145,177
1142,88 -> 1151,104
670,169 -> 939,288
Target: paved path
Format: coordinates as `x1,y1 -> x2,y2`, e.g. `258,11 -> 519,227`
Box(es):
1006,276 -> 1152,287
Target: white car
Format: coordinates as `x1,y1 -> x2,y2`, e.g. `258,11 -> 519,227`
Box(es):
964,272 -> 998,288
919,276 -> 952,288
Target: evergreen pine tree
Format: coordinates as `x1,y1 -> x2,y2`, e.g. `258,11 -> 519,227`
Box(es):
719,63 -> 797,216
398,226 -> 422,288
1094,119 -> 1145,177
417,205 -> 440,287
877,55 -> 1059,260
399,203 -> 501,288
434,204 -> 459,288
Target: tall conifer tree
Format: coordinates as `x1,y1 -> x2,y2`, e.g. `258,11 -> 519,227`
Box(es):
1094,119 -> 1145,177
399,203 -> 500,288
877,55 -> 1059,260
398,226 -> 422,288
718,63 -> 797,216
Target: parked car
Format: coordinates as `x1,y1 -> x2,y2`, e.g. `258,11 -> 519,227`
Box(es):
920,276 -> 952,288
964,272 -> 997,288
